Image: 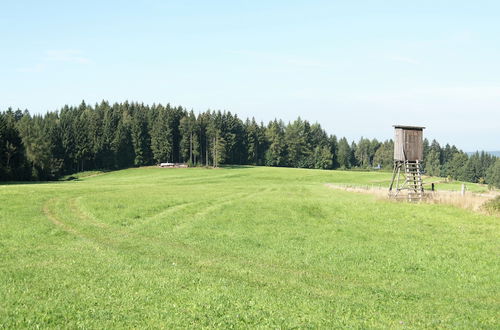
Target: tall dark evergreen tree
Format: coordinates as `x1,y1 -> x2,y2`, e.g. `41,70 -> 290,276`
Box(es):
179,111 -> 198,165
337,137 -> 351,169
265,119 -> 286,166
486,159 -> 500,188
73,101 -> 93,171
17,113 -> 55,179
445,151 -> 468,180
285,118 -> 312,168
373,140 -> 393,169
130,104 -> 151,166
112,110 -> 135,168
355,137 -> 373,168
150,105 -> 173,163
0,109 -> 29,180
245,118 -> 262,165
329,135 -> 339,169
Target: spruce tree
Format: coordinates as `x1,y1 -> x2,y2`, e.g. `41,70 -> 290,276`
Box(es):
486,159 -> 500,188
265,119 -> 286,166
337,137 -> 351,169
150,105 -> 172,164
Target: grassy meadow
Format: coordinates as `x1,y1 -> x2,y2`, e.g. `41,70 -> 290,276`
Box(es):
1,166 -> 498,328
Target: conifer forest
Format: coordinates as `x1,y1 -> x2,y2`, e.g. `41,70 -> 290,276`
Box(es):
1,101 -> 499,187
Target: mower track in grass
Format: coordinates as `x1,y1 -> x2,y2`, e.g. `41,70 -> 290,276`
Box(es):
43,198 -> 87,239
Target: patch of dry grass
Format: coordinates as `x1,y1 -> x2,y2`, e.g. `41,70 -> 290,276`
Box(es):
325,183 -> 500,215
482,195 -> 500,216
426,190 -> 499,213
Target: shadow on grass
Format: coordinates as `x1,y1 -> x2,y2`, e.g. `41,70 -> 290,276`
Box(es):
0,180 -> 61,186
217,165 -> 256,169
1,169 -> 112,185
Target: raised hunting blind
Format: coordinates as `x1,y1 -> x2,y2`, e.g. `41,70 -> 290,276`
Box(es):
389,125 -> 425,201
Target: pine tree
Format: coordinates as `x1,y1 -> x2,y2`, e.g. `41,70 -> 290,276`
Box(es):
445,151 -> 468,180
337,137 -> 351,169
0,114 -> 5,177
17,113 -> 54,179
355,137 -> 373,168
196,111 -> 211,166
245,118 -> 260,165
285,117 -> 312,168
59,105 -> 77,172
206,112 -> 227,167
265,119 -> 286,166
179,111 -> 198,165
44,112 -> 64,177
329,135 -> 339,169
311,145 -> 333,169
112,110 -> 135,168
486,159 -> 500,188
223,112 -> 245,165
477,151 -> 495,183
150,105 -> 172,164
2,109 -> 30,179
463,152 -> 480,183
426,149 -> 442,177
130,105 -> 151,166
349,141 -> 357,167
100,102 -> 118,169
213,131 -> 226,168
72,101 -> 93,171
373,140 -> 394,169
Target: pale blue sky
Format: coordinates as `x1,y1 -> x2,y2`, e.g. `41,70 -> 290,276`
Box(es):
1,1 -> 499,150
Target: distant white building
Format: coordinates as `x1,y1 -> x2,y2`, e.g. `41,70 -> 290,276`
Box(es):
159,163 -> 188,168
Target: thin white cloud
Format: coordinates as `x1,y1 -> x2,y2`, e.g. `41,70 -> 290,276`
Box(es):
17,63 -> 47,73
230,49 -> 330,69
285,58 -> 325,68
389,55 -> 420,65
16,49 -> 91,73
45,49 -> 91,64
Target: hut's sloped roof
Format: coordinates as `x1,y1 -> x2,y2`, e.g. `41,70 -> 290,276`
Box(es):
393,125 -> 425,130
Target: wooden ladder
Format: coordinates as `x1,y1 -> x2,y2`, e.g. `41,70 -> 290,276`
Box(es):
404,160 -> 424,201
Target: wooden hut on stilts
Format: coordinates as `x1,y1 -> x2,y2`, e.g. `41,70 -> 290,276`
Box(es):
389,125 -> 425,201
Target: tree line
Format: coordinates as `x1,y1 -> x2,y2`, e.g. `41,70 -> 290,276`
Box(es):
1,100 -> 499,188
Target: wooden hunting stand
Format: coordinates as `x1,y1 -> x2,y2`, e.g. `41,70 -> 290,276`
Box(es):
389,125 -> 425,201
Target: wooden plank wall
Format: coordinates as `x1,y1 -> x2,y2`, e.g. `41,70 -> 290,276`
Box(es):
394,128 -> 405,161
394,128 -> 423,161
404,129 -> 423,161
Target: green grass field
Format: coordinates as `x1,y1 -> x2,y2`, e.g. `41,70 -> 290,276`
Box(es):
1,166 -> 498,328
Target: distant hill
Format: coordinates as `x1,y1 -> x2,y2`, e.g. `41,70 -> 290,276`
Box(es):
466,151 -> 500,157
